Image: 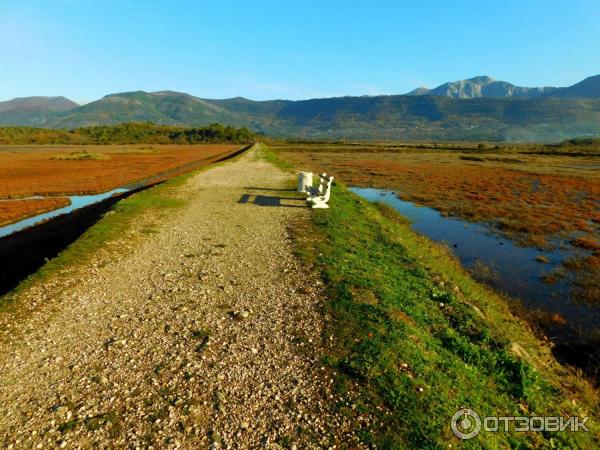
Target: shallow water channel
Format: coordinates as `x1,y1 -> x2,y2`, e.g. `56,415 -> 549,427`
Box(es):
350,187 -> 600,334
0,188 -> 130,238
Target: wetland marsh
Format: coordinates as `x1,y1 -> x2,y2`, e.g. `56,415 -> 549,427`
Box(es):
275,142 -> 600,372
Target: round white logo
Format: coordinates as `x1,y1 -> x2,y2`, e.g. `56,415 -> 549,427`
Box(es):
451,408 -> 481,439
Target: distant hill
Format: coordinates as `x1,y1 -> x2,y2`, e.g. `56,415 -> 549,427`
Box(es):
0,96 -> 78,126
1,75 -> 600,142
406,87 -> 432,96
405,74 -> 600,99
406,76 -> 557,98
545,75 -> 600,98
46,91 -> 246,129
213,95 -> 600,142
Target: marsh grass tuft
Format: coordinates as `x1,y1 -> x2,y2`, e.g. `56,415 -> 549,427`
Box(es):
51,151 -> 110,161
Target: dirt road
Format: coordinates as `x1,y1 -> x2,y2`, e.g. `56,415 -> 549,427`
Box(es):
0,147 -> 368,449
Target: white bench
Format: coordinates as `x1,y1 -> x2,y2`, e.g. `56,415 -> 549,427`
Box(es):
306,172 -> 327,196
305,173 -> 334,209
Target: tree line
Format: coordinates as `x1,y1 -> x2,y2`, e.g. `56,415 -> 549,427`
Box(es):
0,122 -> 256,145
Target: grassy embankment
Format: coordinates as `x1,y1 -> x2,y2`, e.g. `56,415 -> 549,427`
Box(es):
265,146 -> 599,448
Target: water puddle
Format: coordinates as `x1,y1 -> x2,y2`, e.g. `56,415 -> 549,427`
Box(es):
350,187 -> 600,332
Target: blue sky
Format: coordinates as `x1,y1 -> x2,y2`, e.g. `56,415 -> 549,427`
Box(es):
1,0 -> 599,102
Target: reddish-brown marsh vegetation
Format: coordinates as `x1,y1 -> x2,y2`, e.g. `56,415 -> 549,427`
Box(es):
0,144 -> 241,225
278,146 -> 599,247
0,144 -> 240,198
0,198 -> 71,227
275,143 -> 600,303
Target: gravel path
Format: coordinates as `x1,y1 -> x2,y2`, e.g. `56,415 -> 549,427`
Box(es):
0,148 -> 370,449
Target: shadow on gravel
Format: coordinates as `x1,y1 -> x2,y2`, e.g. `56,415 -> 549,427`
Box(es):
238,194 -> 306,208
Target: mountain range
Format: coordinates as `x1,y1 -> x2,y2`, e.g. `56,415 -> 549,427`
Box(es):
1,75 -> 599,142
405,75 -> 600,99
0,96 -> 79,126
